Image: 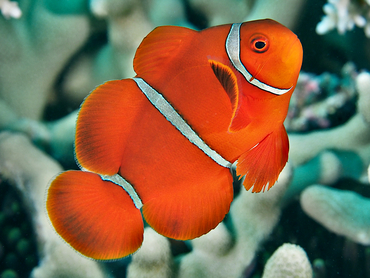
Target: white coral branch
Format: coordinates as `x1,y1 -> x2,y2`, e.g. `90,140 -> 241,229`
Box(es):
0,0 -> 22,19
317,0 -> 370,37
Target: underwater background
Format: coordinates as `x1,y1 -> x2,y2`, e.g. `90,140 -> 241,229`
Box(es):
1,0 -> 370,277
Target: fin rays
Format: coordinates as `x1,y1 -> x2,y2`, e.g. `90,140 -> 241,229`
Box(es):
134,26 -> 196,78
142,169 -> 233,240
236,126 -> 289,192
47,171 -> 144,260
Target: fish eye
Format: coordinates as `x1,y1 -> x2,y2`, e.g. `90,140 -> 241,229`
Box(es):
250,35 -> 269,53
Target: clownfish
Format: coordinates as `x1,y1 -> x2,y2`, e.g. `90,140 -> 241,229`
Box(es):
47,19 -> 302,261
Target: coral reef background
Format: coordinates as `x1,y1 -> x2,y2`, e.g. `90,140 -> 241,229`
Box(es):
1,0 -> 370,277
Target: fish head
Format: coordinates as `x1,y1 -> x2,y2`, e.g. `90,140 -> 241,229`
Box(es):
238,19 -> 303,96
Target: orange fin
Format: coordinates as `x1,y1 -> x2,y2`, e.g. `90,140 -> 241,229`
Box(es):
142,168 -> 233,240
236,125 -> 289,192
209,60 -> 250,132
47,170 -> 144,260
76,79 -> 142,175
133,25 -> 196,78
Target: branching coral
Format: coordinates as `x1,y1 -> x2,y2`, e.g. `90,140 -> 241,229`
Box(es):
285,63 -> 358,132
282,70 -> 370,206
316,0 -> 370,37
288,69 -> 370,167
297,70 -> 370,246
0,0 -> 21,19
301,185 -> 370,245
0,0 -> 90,121
262,243 -> 312,278
127,228 -> 173,278
0,132 -> 107,278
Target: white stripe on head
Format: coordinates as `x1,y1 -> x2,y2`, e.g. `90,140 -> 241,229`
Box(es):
225,23 -> 292,95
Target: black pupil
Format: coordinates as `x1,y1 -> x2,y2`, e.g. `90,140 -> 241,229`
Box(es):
255,41 -> 266,49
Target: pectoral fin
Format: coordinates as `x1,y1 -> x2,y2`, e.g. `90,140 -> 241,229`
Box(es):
209,60 -> 251,132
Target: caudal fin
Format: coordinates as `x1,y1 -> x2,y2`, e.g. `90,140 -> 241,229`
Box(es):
47,170 -> 144,260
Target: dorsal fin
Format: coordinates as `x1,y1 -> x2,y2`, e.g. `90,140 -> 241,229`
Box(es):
209,60 -> 250,132
133,26 -> 196,78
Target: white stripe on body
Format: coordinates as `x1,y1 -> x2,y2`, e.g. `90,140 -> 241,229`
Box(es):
100,174 -> 143,209
133,77 -> 232,169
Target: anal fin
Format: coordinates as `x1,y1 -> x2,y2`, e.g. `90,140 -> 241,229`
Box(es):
142,168 -> 233,240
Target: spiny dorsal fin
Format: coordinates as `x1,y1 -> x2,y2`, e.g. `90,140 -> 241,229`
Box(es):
134,26 -> 196,78
209,60 -> 250,132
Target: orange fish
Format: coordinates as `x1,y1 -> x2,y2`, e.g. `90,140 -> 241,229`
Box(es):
47,19 -> 302,260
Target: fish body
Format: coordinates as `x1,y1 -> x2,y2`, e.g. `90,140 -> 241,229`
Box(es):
47,19 -> 303,260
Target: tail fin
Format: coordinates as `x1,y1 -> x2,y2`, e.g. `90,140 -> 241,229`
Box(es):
47,170 -> 144,260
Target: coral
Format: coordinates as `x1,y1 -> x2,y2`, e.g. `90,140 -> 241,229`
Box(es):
288,70 -> 370,167
127,228 -> 173,278
285,63 -> 358,132
356,71 -> 370,124
0,0 -> 90,122
0,132 -> 107,278
0,178 -> 38,277
316,0 -> 370,37
301,185 -> 370,245
281,149 -> 363,203
5,111 -> 78,168
0,0 -> 21,19
262,243 -> 312,278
